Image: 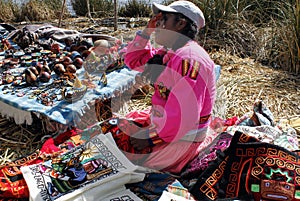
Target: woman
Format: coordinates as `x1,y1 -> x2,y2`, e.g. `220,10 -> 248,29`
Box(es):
122,0 -> 216,174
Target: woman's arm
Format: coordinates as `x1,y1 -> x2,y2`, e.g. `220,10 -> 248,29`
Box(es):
124,13 -> 163,72
124,35 -> 156,72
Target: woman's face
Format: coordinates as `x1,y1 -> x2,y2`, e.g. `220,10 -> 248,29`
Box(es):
154,13 -> 182,47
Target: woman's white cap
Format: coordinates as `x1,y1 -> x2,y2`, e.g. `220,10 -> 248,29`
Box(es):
152,1 -> 205,29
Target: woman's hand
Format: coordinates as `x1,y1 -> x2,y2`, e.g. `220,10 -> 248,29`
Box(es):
142,13 -> 163,36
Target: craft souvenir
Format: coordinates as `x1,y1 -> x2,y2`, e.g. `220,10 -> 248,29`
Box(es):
25,60 -> 32,67
49,53 -> 57,60
73,57 -> 84,69
75,45 -> 88,53
38,71 -> 51,83
12,79 -> 22,86
81,49 -> 91,59
24,68 -> 37,85
71,51 -> 81,60
14,50 -> 25,58
28,66 -> 39,76
35,62 -> 43,73
5,49 -> 13,58
53,63 -> 66,76
21,133 -> 144,201
61,56 -> 73,66
20,55 -> 32,61
5,74 -> 14,84
41,62 -> 51,75
9,58 -> 19,69
31,52 -> 41,59
40,49 -> 51,55
34,45 -> 43,53
28,45 -> 36,53
62,77 -> 87,103
3,58 -> 11,66
24,47 -> 32,55
51,43 -> 60,54
19,59 -> 26,67
64,64 -> 77,79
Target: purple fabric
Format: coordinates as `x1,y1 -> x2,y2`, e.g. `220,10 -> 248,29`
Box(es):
180,132 -> 232,179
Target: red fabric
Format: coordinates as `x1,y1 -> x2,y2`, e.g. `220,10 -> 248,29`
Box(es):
101,117 -> 151,161
40,128 -> 80,154
224,116 -> 239,126
0,167 -> 30,198
53,127 -> 81,146
125,109 -> 151,127
40,137 -> 60,154
0,151 -> 42,199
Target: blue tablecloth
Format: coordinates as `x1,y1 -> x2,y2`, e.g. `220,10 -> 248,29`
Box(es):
0,67 -> 139,125
0,63 -> 221,126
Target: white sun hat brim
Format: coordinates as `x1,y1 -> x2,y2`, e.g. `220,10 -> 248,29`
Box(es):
152,2 -> 178,14
152,1 -> 205,29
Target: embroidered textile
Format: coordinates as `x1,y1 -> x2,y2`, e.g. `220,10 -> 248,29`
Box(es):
180,132 -> 232,179
190,131 -> 300,201
21,133 -> 144,201
0,128 -> 81,199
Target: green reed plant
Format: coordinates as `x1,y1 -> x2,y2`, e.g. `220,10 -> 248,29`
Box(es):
0,0 -> 16,22
44,0 -> 66,16
20,0 -> 55,22
119,0 -> 151,17
244,0 -> 299,74
190,0 -> 299,74
72,0 -> 114,17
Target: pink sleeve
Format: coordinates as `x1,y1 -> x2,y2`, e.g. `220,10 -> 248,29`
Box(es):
151,57 -> 215,142
124,34 -> 156,72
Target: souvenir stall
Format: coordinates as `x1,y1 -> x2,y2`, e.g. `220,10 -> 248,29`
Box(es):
1,23 -> 300,201
0,23 -> 149,200
0,23 -> 139,135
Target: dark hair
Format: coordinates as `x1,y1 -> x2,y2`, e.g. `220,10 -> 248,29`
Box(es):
161,11 -> 198,50
161,11 -> 198,40
174,13 -> 198,40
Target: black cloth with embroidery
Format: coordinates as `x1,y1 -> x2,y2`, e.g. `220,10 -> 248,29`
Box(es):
190,131 -> 300,201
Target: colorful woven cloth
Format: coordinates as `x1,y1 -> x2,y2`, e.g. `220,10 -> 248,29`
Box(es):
0,128 -> 82,199
237,100 -> 275,126
190,131 -> 300,201
0,151 -> 40,199
180,132 -> 232,179
21,133 -> 145,201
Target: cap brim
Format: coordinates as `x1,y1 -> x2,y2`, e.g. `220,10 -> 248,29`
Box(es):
152,2 -> 178,14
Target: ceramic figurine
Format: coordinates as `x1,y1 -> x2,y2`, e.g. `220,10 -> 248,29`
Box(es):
62,77 -> 87,103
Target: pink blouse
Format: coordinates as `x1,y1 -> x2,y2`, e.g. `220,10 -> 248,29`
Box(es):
124,34 -> 216,143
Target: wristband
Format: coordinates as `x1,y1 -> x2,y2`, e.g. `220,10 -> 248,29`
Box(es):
136,30 -> 151,40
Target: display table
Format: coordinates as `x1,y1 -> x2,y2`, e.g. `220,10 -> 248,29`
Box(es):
0,67 -> 138,126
